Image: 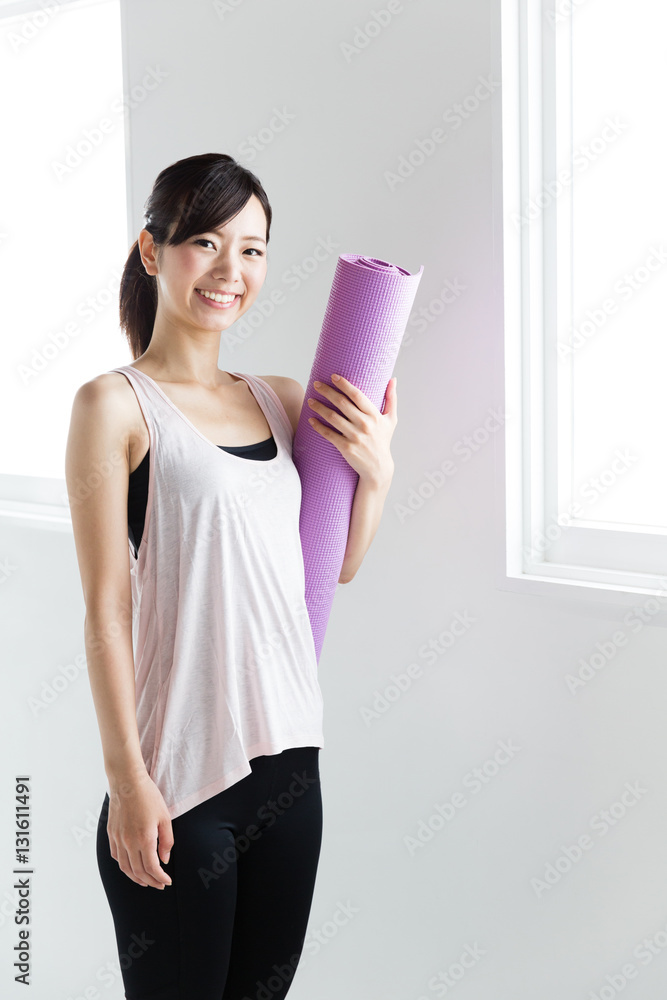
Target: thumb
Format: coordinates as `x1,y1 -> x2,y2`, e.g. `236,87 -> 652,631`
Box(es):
158,818 -> 174,863
383,376 -> 397,416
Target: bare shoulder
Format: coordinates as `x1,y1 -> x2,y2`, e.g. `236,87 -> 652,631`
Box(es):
72,369 -> 128,400
259,375 -> 305,436
67,371 -> 142,456
70,370 -> 134,423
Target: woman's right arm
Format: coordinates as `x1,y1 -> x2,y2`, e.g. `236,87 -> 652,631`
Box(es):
65,374 -> 173,890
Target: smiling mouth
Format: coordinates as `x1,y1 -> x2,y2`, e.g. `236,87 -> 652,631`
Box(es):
195,288 -> 240,309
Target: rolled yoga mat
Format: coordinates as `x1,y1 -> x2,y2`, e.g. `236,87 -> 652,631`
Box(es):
293,254 -> 424,663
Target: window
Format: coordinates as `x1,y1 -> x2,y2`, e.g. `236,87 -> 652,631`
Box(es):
0,0 -> 129,529
499,0 -> 667,601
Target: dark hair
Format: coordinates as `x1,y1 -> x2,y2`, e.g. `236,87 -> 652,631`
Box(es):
119,153 -> 272,359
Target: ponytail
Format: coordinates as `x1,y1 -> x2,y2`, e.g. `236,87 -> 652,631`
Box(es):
118,238 -> 158,360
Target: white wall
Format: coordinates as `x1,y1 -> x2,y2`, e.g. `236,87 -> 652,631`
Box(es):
4,1 -> 667,998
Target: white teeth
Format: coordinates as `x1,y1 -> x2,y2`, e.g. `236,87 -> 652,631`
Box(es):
197,289 -> 236,303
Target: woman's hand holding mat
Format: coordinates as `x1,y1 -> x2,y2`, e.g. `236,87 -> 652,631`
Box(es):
305,372 -> 398,485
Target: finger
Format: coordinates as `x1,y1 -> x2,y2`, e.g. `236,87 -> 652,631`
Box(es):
306,397 -> 350,433
117,846 -> 148,887
318,375 -> 376,416
307,416 -> 345,449
310,381 -> 358,421
133,859 -> 165,889
158,817 -> 174,864
140,847 -> 173,888
383,377 -> 398,418
127,844 -> 167,890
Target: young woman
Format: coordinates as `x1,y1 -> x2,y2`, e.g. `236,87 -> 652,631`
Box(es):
65,152 -> 397,999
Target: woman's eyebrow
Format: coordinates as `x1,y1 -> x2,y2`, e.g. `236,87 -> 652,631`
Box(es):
204,231 -> 267,244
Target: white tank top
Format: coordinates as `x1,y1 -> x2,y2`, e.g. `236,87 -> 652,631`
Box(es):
108,365 -> 324,820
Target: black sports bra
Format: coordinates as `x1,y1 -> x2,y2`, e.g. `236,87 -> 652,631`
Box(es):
127,435 -> 277,558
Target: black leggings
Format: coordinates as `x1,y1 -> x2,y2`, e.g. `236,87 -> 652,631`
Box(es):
96,746 -> 322,1000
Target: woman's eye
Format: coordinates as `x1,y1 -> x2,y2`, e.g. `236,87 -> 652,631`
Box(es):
193,239 -> 263,256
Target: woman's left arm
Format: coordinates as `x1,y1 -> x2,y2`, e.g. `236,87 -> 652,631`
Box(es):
305,373 -> 398,584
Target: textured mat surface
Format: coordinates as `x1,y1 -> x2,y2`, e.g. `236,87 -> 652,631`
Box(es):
293,254 -> 424,662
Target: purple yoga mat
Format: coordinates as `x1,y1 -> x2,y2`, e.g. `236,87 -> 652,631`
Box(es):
292,254 -> 424,662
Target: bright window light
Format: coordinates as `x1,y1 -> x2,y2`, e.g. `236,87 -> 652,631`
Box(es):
567,0 -> 667,530
0,0 -> 129,491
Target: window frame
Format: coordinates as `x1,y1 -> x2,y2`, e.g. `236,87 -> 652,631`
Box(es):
494,0 -> 667,623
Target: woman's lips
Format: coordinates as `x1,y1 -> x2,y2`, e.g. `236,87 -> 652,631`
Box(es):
195,289 -> 240,309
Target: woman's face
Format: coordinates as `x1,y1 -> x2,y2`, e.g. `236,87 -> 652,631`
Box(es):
143,193 -> 269,335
